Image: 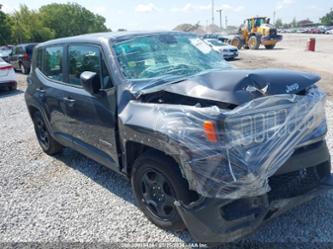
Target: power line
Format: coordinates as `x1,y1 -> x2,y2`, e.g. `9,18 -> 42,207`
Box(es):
216,9 -> 223,29
211,0 -> 215,25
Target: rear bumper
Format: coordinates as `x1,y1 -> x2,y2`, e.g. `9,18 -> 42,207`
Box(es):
0,80 -> 17,88
175,141 -> 332,244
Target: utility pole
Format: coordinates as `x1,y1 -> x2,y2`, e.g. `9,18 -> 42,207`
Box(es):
216,9 -> 223,29
273,10 -> 276,24
225,16 -> 228,29
211,0 -> 215,25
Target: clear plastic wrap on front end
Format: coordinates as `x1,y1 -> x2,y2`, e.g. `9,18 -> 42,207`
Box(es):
150,87 -> 327,199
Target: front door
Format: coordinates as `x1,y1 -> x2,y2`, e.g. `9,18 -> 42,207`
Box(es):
62,44 -> 119,169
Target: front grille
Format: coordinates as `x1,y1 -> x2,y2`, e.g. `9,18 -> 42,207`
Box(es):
268,161 -> 330,201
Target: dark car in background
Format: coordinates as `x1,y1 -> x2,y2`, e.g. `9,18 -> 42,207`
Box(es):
9,43 -> 37,74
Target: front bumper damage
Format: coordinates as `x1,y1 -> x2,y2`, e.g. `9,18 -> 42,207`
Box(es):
175,163 -> 333,243
120,78 -> 331,242
170,85 -> 331,243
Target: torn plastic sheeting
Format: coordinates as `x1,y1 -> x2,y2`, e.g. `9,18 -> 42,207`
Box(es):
120,87 -> 326,199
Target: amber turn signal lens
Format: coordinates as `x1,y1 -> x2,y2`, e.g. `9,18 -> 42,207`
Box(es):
203,121 -> 218,143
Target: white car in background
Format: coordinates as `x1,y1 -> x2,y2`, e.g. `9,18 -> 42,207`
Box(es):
326,29 -> 333,35
0,57 -> 17,91
204,38 -> 239,60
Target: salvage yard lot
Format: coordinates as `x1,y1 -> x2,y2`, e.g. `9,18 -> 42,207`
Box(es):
1,34 -> 333,245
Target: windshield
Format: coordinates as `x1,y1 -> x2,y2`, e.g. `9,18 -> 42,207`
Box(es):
206,39 -> 226,47
254,18 -> 266,27
113,34 -> 229,82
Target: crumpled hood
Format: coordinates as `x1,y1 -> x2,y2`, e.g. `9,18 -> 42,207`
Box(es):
161,69 -> 321,106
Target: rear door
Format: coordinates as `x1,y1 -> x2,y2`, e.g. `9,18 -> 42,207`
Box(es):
34,45 -> 72,146
61,43 -> 119,169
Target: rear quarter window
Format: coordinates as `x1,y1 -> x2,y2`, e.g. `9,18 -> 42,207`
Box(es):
35,48 -> 43,69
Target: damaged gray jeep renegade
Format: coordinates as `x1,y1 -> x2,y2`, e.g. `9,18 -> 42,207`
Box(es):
25,32 -> 333,243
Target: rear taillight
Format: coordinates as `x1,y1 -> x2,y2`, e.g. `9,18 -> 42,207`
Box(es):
23,53 -> 29,60
0,65 -> 13,71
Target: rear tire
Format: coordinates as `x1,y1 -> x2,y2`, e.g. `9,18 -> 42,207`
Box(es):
248,35 -> 260,50
265,44 -> 275,49
32,111 -> 63,155
20,64 -> 28,74
131,151 -> 192,231
231,36 -> 243,49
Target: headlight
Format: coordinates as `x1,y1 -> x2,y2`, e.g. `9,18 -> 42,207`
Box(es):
226,105 -> 325,147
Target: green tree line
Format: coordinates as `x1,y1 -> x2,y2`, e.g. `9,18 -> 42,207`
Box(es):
274,8 -> 333,29
321,8 -> 333,26
0,3 -> 110,45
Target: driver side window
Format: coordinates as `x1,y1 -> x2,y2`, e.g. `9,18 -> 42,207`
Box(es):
67,45 -> 112,88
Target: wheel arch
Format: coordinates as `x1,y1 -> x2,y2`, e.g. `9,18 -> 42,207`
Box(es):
27,104 -> 40,118
26,103 -> 53,138
124,141 -> 183,178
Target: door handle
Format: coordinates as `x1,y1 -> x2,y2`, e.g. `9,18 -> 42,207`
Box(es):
63,97 -> 76,104
36,88 -> 46,93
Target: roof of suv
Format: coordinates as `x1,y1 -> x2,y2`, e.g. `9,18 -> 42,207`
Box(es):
15,43 -> 38,47
36,31 -> 192,48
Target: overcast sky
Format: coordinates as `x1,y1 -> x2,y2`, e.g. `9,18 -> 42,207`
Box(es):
1,0 -> 332,30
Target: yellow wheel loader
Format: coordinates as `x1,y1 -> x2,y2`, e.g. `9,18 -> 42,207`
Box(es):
231,17 -> 283,50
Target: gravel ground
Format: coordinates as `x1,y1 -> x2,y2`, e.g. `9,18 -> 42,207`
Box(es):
0,73 -> 333,246
239,34 -> 333,75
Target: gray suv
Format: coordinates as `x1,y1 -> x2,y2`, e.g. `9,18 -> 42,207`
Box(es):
25,32 -> 333,243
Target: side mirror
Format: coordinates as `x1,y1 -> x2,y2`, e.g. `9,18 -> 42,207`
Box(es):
80,71 -> 101,95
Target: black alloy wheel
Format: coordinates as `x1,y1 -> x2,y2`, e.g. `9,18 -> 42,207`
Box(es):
131,151 -> 194,231
140,168 -> 177,219
32,112 -> 63,155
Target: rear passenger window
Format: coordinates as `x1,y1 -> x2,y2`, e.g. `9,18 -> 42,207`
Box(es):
42,46 -> 64,81
68,45 -> 111,88
15,46 -> 24,55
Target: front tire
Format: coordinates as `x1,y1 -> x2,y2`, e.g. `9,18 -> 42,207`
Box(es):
248,35 -> 260,50
32,111 -> 63,155
131,151 -> 192,231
